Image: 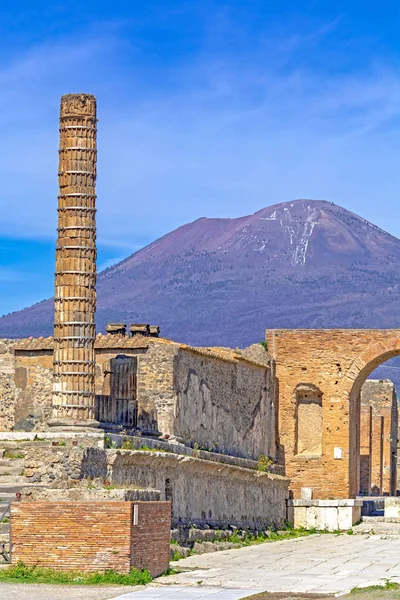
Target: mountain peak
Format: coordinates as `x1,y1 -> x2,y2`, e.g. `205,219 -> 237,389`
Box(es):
1,199 -> 400,345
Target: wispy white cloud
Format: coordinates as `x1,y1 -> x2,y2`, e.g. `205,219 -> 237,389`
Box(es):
1,12 -> 400,252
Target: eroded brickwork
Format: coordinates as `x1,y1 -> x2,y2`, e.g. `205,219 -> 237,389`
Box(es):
11,501 -> 171,576
266,329 -> 400,499
360,380 -> 398,496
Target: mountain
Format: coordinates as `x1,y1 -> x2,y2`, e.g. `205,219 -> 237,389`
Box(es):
2,199 -> 400,349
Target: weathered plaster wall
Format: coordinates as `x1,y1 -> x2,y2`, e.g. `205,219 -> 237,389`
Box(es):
1,338 -> 276,465
84,448 -> 289,529
19,445 -> 289,530
0,339 -> 16,431
173,347 -> 275,459
13,350 -> 53,429
266,328 -> 400,500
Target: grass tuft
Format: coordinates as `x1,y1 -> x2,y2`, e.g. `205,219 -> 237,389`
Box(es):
0,562 -> 152,586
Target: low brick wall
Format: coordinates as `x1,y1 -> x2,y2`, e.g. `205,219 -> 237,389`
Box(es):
11,501 -> 170,577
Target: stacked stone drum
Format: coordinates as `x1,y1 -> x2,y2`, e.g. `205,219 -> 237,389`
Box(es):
53,94 -> 97,420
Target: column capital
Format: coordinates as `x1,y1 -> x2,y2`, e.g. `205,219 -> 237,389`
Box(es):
60,94 -> 97,118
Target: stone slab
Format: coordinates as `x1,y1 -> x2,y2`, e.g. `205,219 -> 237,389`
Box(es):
0,432 -> 104,441
288,498 -> 363,507
385,497 -> 400,519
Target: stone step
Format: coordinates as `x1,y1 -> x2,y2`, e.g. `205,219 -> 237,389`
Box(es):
0,493 -> 19,503
0,465 -> 23,477
0,441 -> 53,449
0,458 -> 24,467
0,524 -> 10,535
0,476 -> 27,485
354,521 -> 400,536
361,515 -> 386,522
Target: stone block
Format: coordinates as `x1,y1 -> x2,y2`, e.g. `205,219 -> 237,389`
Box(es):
385,497 -> 400,519
301,487 -> 313,500
287,499 -> 363,531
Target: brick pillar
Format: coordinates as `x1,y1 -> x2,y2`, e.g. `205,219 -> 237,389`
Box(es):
359,405 -> 372,494
52,94 -> 97,421
382,406 -> 393,495
370,415 -> 384,495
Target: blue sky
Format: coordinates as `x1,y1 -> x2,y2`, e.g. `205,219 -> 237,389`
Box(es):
2,0 -> 400,317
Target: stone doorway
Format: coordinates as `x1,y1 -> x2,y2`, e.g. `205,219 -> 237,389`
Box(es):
96,355 -> 138,427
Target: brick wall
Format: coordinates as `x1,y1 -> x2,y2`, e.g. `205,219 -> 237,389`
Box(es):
266,328 -> 400,499
130,502 -> 171,575
359,405 -> 372,494
359,380 -> 398,496
11,501 -> 171,577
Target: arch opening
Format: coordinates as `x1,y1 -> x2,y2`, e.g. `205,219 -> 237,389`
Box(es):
348,348 -> 400,499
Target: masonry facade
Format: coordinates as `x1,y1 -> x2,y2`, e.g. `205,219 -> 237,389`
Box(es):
0,336 -> 275,461
11,501 -> 171,576
360,379 -> 398,496
266,329 -> 400,499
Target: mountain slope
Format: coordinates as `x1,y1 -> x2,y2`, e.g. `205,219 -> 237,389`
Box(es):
1,199 -> 400,348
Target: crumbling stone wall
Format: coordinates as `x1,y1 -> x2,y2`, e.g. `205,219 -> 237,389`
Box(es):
0,339 -> 16,431
173,347 -> 275,459
19,445 -> 289,530
5,338 -> 275,465
13,350 -> 53,430
266,328 -> 400,500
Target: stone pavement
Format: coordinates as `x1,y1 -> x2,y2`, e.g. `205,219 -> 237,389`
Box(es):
109,534 -> 400,598
109,588 -> 257,599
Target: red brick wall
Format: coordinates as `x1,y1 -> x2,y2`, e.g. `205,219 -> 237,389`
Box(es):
360,406 -> 372,494
370,415 -> 384,495
11,501 -> 171,577
130,502 -> 171,576
266,329 -> 400,499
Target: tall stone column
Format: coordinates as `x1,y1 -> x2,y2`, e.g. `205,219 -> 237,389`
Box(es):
52,94 -> 97,422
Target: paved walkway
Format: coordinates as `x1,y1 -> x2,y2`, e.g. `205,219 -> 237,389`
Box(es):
109,589 -> 257,599
109,534 -> 400,599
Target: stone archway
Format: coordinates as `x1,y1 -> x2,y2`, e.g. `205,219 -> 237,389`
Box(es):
266,329 -> 400,499
345,339 -> 400,498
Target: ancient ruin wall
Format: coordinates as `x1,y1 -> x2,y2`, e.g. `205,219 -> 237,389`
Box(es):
11,501 -> 171,577
360,379 -> 398,496
83,448 -> 289,530
0,340 -> 16,431
53,94 -> 97,420
266,328 -> 400,499
4,337 -> 277,459
173,347 -> 275,459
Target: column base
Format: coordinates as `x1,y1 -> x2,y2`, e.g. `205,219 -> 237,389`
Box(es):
47,417 -> 101,430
